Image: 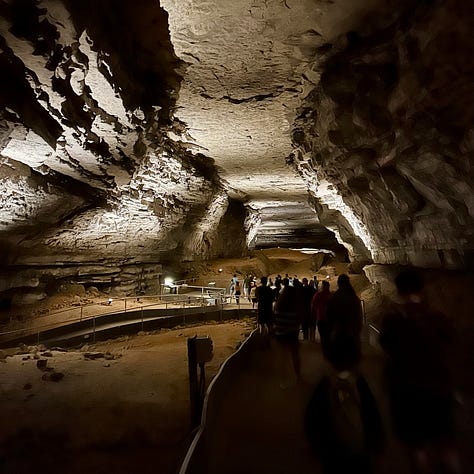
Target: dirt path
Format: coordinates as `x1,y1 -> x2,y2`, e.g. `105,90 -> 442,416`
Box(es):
0,319 -> 254,474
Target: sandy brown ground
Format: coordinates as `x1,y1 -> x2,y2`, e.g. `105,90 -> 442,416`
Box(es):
0,320 -> 254,474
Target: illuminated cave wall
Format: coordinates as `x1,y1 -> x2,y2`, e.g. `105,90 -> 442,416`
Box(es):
291,0 -> 474,270
0,0 -> 246,304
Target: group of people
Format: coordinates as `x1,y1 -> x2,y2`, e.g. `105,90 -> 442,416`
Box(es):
248,269 -> 460,474
230,273 -> 278,306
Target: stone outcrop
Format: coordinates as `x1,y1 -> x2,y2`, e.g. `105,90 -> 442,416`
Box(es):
291,0 -> 474,269
0,0 -> 247,303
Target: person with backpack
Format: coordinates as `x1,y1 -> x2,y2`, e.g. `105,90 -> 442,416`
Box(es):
305,273 -> 383,473
304,370 -> 384,474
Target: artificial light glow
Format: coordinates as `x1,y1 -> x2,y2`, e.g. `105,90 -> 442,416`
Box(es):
164,277 -> 174,286
290,248 -> 335,256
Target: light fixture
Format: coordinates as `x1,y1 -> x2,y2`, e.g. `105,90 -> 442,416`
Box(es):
164,277 -> 174,286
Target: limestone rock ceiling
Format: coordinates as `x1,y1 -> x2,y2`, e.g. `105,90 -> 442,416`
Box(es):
161,0 -> 384,237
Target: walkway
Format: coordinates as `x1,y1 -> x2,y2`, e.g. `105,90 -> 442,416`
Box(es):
183,334 -> 473,474
0,287 -> 249,347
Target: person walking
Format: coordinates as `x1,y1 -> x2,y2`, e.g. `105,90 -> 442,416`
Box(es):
310,280 -> 332,345
301,277 -> 316,340
255,276 -> 274,334
233,280 -> 241,304
325,274 -> 363,371
273,277 -> 301,385
379,268 -> 460,474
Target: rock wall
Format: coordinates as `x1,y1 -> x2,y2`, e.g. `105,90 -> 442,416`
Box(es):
0,0 -> 241,304
210,200 -> 249,259
291,0 -> 474,270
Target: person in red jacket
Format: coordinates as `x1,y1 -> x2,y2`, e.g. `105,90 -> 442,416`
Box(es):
310,280 -> 332,345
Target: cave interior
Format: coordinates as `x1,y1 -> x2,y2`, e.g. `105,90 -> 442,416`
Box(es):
0,0 -> 473,324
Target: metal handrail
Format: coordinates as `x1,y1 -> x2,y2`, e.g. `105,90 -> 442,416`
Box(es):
368,323 -> 380,334
0,287 -> 229,340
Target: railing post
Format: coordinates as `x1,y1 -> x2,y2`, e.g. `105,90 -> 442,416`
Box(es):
93,316 -> 96,343
80,305 -> 83,322
124,299 -> 127,313
141,306 -> 144,331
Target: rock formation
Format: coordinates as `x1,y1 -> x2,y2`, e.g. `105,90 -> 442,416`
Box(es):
0,0 -> 473,306
291,0 -> 474,270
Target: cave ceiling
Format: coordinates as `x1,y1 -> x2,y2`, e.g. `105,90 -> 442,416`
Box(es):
1,0 -> 473,272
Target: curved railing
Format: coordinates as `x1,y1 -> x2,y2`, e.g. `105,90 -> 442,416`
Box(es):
179,329 -> 258,474
0,286 -> 228,345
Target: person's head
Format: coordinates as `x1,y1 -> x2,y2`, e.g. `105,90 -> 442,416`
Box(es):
337,274 -> 351,289
395,268 -> 424,296
282,277 -> 290,287
261,276 -> 268,286
321,280 -> 330,291
302,277 -> 308,286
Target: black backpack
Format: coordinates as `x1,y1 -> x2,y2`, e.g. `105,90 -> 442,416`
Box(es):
305,373 -> 384,459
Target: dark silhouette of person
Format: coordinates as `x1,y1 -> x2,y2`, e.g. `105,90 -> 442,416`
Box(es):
311,279 -> 332,345
306,276 -> 383,474
310,275 -> 319,291
325,274 -> 363,371
255,276 -> 274,335
273,277 -> 301,382
300,277 -> 316,340
273,274 -> 282,301
379,268 -> 460,474
305,370 -> 384,474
